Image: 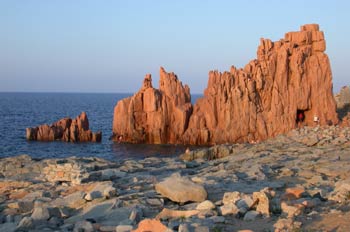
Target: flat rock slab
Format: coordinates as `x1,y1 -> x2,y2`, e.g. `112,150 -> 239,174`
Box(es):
155,173 -> 207,203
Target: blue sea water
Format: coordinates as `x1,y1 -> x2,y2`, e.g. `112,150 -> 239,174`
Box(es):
0,93 -> 202,161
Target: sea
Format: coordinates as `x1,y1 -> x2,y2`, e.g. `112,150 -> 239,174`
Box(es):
0,93 -> 202,161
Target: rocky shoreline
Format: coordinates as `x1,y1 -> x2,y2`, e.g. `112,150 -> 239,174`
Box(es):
2,126 -> 350,231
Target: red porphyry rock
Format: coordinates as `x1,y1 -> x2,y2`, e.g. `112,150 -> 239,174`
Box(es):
132,219 -> 169,232
113,24 -> 338,145
112,67 -> 192,144
26,112 -> 102,142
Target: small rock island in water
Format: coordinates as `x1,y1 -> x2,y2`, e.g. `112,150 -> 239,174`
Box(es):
26,112 -> 102,143
2,24 -> 350,231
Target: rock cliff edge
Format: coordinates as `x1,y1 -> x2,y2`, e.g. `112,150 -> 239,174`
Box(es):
113,24 -> 338,145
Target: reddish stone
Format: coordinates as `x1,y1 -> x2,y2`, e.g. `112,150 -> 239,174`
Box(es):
281,187 -> 305,200
56,171 -> 65,178
9,191 -> 29,200
26,112 -> 101,143
132,219 -> 168,232
113,24 -> 338,145
112,67 -> 192,144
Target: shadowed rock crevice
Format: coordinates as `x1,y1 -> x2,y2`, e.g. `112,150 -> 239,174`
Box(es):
113,24 -> 338,145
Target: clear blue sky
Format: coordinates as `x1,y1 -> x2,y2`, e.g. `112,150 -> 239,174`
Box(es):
0,0 -> 349,93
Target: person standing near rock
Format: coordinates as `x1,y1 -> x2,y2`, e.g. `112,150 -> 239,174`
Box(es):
313,115 -> 319,126
297,111 -> 305,128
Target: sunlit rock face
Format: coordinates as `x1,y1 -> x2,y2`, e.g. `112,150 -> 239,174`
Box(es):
113,24 -> 338,145
26,112 -> 102,142
112,67 -> 192,144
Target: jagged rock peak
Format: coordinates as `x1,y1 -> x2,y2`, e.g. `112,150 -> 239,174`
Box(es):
26,112 -> 102,142
112,67 -> 192,144
113,24 -> 338,145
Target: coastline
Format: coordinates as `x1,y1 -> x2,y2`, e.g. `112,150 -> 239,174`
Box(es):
1,126 -> 350,231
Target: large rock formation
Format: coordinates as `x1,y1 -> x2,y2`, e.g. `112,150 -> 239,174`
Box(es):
113,24 -> 338,145
112,67 -> 192,144
335,86 -> 350,109
335,86 -> 350,120
26,112 -> 102,142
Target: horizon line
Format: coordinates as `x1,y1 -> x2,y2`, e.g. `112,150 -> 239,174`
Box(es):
0,91 -> 205,95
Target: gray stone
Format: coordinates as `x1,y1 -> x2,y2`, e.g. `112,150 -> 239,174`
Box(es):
73,220 -> 94,232
51,191 -> 86,209
48,216 -> 63,227
48,207 -> 62,218
129,207 -> 142,223
222,192 -> 240,205
281,202 -> 304,218
168,220 -> 180,230
236,195 -> 254,209
16,216 -> 34,230
99,225 -> 116,231
84,191 -> 103,201
196,200 -> 215,211
116,225 -> 133,232
0,222 -> 16,232
84,181 -> 117,201
253,189 -> 272,217
8,200 -> 34,213
5,215 -> 14,223
101,169 -> 127,180
194,226 -> 210,232
210,216 -> 225,223
329,178 -> 350,202
301,134 -> 319,146
65,199 -> 131,225
31,206 -> 50,221
59,206 -> 73,218
198,209 -> 217,218
178,223 -> 192,232
13,215 -> 22,224
155,173 -> 207,203
60,223 -> 74,231
146,198 -> 163,207
118,219 -> 133,226
243,210 -> 260,221
220,203 -> 239,216
273,218 -> 302,231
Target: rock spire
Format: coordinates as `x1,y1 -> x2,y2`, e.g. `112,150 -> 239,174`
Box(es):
113,24 -> 338,145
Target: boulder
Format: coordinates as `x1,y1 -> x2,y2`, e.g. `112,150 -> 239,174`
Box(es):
335,86 -> 350,109
31,206 -> 50,221
112,24 -> 338,145
26,112 -> 101,143
252,188 -> 274,217
280,202 -> 304,218
155,173 -> 207,203
84,181 -> 117,201
274,218 -> 302,232
132,219 -> 169,232
196,200 -> 216,211
156,208 -> 199,220
220,203 -> 239,216
222,191 -> 241,205
16,216 -> 34,230
243,210 -> 260,221
73,220 -> 94,232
